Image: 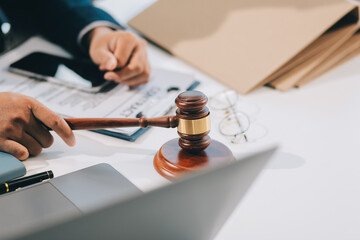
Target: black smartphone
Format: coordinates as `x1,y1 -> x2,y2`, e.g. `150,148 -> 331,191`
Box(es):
8,52 -> 117,93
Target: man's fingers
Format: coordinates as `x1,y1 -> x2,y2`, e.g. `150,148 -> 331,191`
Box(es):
92,32 -> 137,71
104,71 -> 123,82
96,49 -> 117,71
104,71 -> 149,88
104,62 -> 140,83
26,115 -> 54,148
104,69 -> 150,86
89,29 -> 150,83
30,101 -> 75,147
119,45 -> 146,80
0,139 -> 29,161
104,46 -> 150,84
112,37 -> 136,68
14,132 -> 43,156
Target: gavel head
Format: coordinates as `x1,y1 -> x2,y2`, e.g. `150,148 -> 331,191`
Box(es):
175,91 -> 211,153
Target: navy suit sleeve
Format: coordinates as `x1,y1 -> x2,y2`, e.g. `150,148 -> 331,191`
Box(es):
35,0 -> 122,54
2,0 -> 122,54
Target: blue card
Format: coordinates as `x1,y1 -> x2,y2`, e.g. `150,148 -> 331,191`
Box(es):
0,152 -> 26,183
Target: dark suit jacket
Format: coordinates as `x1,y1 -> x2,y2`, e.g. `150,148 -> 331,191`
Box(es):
0,0 -> 121,55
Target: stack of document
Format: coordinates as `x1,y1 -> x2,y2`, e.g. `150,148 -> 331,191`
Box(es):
129,0 -> 360,93
1,68 -> 198,141
0,37 -> 199,141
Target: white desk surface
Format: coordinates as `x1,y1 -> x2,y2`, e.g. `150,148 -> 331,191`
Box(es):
9,1 -> 360,239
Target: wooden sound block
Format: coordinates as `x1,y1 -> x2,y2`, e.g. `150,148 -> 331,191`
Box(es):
154,138 -> 235,180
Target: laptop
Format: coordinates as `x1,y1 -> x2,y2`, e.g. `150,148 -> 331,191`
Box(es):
0,146 -> 276,240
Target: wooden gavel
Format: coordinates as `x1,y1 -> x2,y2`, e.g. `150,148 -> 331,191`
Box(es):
60,90 -> 234,180
64,91 -> 211,153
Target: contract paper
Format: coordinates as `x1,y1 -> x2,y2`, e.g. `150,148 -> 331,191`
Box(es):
0,68 -> 195,136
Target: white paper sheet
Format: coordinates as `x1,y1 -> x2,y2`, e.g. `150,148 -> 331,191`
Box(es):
0,37 -> 197,136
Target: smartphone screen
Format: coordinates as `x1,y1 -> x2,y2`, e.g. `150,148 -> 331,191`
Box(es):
8,52 -> 115,92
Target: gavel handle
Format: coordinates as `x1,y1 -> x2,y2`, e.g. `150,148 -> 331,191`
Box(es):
63,116 -> 178,130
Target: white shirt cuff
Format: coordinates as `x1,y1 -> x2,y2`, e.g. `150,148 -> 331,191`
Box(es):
77,20 -> 123,50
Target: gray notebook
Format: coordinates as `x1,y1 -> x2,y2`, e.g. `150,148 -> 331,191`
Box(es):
0,152 -> 26,183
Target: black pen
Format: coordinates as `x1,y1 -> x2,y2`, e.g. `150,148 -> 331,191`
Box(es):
0,170 -> 54,195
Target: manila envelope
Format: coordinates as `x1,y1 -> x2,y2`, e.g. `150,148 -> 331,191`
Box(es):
265,14 -> 359,87
295,30 -> 360,87
129,0 -> 357,94
269,20 -> 360,91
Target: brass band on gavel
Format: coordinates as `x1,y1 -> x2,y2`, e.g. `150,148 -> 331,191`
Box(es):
177,115 -> 210,135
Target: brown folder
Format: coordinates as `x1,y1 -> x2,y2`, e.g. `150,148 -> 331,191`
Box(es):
269,20 -> 360,91
263,22 -> 355,84
295,30 -> 360,87
129,0 -> 358,94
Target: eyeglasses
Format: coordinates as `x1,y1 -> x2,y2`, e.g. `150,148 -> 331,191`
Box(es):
209,90 -> 267,144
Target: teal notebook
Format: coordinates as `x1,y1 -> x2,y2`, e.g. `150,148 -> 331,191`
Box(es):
0,152 -> 26,183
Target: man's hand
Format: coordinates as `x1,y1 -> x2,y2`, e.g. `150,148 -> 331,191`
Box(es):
0,92 -> 75,160
89,27 -> 150,88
